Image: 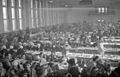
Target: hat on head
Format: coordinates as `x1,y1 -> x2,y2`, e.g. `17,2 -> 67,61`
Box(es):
68,58 -> 76,66
93,56 -> 99,61
2,45 -> 6,49
20,45 -> 23,49
10,46 -> 14,49
12,60 -> 19,66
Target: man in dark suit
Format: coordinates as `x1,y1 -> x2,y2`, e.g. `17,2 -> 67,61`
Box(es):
0,45 -> 8,58
109,63 -> 120,77
9,46 -> 15,56
16,45 -> 25,58
68,58 -> 81,77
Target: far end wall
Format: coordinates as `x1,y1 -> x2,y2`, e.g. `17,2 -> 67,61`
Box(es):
66,7 -> 120,23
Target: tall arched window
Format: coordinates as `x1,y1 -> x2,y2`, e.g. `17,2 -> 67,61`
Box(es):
18,0 -> 22,30
2,0 -> 8,32
98,7 -> 108,14
35,0 -> 38,27
31,0 -> 34,28
11,0 -> 16,31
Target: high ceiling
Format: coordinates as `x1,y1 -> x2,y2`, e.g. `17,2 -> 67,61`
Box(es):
47,0 -> 120,9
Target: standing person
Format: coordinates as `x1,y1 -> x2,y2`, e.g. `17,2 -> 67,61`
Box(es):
16,45 -> 25,58
62,46 -> 66,57
0,62 -> 6,77
81,64 -> 88,77
31,62 -> 37,77
52,45 -> 56,55
87,56 -> 99,77
9,45 -> 16,57
88,56 -> 108,77
0,45 -> 8,58
67,58 -> 81,77
64,41 -> 71,57
109,63 -> 120,77
50,45 -> 56,61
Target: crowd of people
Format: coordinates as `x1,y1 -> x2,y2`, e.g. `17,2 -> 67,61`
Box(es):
34,21 -> 120,48
0,21 -> 120,77
0,44 -> 119,77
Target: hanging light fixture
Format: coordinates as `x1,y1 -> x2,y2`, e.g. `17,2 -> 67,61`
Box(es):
65,5 -> 68,7
48,0 -> 53,4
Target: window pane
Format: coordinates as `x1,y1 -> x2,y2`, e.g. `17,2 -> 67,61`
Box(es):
19,19 -> 22,30
11,8 -> 15,18
3,20 -> 8,32
36,9 -> 38,18
31,9 -> 33,18
101,20 -> 104,22
105,8 -> 107,13
2,0 -> 7,6
32,19 -> 34,28
102,8 -> 104,13
31,0 -> 33,8
19,0 -> 21,7
3,7 -> 7,19
19,9 -> 22,18
12,20 -> 16,31
98,20 -> 101,22
36,19 -> 38,27
35,0 -> 37,8
11,0 -> 15,7
40,1 -> 41,8
98,8 -> 101,13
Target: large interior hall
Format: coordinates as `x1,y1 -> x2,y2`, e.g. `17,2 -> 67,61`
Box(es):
0,0 -> 120,77
0,0 -> 120,33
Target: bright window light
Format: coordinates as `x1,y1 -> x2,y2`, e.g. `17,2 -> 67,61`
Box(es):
98,8 -> 101,13
12,20 -> 16,31
102,7 -> 105,13
19,19 -> 22,30
3,7 -> 7,19
19,0 -> 21,7
3,20 -> 8,32
11,0 -> 15,7
19,9 -> 22,18
2,0 -> 7,6
11,8 -> 15,18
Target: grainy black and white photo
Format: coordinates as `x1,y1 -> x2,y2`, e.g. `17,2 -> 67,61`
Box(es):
0,0 -> 120,77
